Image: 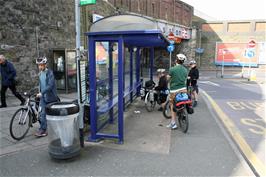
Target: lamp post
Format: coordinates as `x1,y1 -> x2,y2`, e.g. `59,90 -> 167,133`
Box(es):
221,49 -> 226,78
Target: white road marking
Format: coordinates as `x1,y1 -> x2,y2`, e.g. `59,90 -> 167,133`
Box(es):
199,81 -> 220,87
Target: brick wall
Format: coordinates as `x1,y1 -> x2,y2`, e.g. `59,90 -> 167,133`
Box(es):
108,0 -> 193,27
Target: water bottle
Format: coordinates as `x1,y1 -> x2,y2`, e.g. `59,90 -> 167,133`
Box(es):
150,90 -> 154,101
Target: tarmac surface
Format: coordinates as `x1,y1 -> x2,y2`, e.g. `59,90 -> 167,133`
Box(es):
0,90 -> 255,176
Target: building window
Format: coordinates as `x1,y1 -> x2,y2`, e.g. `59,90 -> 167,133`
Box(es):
138,0 -> 140,12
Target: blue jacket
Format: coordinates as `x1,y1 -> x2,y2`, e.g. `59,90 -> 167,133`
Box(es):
0,60 -> 17,86
39,69 -> 58,103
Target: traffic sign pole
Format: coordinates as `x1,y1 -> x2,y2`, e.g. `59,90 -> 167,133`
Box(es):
75,0 -> 84,147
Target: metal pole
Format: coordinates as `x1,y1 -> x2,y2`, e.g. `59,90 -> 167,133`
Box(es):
75,0 -> 84,147
169,51 -> 172,69
248,58 -> 251,81
221,50 -> 224,78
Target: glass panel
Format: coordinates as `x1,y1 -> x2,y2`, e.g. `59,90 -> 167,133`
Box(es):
124,48 -> 130,89
53,51 -> 65,90
96,41 -> 109,104
67,51 -> 77,90
112,43 -> 119,98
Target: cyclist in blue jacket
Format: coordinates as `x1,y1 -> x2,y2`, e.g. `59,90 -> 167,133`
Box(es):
0,54 -> 25,108
35,56 -> 58,137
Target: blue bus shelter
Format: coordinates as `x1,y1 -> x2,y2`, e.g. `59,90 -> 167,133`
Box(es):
86,14 -> 170,143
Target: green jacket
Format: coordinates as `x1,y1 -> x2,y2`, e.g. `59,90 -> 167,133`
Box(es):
169,64 -> 188,92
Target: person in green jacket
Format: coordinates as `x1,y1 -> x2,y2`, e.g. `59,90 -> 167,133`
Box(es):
167,54 -> 188,129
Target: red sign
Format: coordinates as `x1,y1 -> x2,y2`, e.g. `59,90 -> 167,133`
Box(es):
168,32 -> 175,40
248,40 -> 256,48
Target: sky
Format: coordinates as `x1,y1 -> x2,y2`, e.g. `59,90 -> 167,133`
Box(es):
181,0 -> 266,21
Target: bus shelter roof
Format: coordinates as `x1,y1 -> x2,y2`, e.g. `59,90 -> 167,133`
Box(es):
86,14 -> 170,47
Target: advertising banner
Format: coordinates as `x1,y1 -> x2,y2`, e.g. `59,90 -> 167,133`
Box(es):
215,43 -> 260,67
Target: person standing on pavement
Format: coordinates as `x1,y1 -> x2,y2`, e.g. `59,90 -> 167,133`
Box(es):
155,68 -> 168,111
187,60 -> 199,107
35,56 -> 58,137
0,54 -> 25,108
167,54 -> 188,129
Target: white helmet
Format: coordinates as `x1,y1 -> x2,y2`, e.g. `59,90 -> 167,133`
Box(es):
157,68 -> 165,73
189,60 -> 196,65
36,56 -> 47,64
176,54 -> 187,61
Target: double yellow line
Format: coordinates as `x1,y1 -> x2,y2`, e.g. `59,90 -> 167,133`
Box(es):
202,90 -> 266,177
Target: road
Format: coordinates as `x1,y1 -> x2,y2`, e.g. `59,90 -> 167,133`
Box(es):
199,75 -> 266,177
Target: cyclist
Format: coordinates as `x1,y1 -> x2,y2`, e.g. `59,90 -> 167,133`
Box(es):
35,56 -> 58,137
187,60 -> 199,107
155,68 -> 168,111
167,54 -> 188,129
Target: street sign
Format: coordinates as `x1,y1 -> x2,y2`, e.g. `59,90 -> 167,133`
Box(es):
80,0 -> 96,5
248,40 -> 256,48
245,48 -> 255,58
168,32 -> 175,41
167,45 -> 174,52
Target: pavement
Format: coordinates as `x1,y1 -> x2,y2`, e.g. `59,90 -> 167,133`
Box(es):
0,90 -> 255,176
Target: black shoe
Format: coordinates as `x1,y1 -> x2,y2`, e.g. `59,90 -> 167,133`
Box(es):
158,107 -> 163,111
193,101 -> 197,107
0,105 -> 7,108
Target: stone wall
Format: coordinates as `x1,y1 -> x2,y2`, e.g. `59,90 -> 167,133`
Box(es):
0,0 -> 76,91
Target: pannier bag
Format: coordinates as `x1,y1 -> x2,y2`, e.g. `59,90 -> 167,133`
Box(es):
175,93 -> 189,102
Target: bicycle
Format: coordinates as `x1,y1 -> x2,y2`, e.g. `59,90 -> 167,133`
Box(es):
9,88 -> 40,140
163,92 -> 193,133
140,81 -> 169,112
163,85 -> 193,119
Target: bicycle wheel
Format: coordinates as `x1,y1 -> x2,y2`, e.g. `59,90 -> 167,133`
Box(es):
178,109 -> 189,133
145,92 -> 156,112
9,108 -> 31,140
163,101 -> 171,119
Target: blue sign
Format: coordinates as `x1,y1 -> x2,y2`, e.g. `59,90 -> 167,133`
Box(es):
167,45 -> 174,53
245,48 -> 255,58
195,48 -> 204,54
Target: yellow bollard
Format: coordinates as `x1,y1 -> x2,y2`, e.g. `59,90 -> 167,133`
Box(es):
249,70 -> 257,81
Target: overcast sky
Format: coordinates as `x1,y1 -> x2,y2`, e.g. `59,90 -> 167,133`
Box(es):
181,0 -> 266,21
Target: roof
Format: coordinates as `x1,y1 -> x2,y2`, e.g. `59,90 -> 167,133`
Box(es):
86,14 -> 170,48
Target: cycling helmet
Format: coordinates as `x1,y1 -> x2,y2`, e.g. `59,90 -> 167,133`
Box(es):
36,56 -> 47,64
176,54 -> 187,61
189,60 -> 196,65
157,68 -> 166,73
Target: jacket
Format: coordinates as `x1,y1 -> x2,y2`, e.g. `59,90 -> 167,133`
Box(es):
188,66 -> 199,86
0,60 -> 17,86
39,69 -> 58,103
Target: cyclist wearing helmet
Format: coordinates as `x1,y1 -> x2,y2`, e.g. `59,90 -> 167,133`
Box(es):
155,68 -> 168,111
187,60 -> 199,107
166,54 -> 188,129
35,56 -> 58,137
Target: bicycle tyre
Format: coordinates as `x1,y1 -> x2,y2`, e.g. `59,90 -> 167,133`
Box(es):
145,92 -> 156,112
9,108 -> 31,140
163,101 -> 171,119
178,109 -> 189,133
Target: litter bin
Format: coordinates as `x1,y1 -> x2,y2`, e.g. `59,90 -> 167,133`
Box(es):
46,102 -> 80,159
